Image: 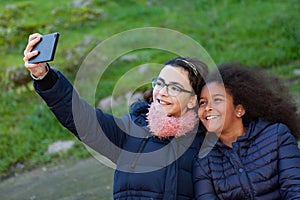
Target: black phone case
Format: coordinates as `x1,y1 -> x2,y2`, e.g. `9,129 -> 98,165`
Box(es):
28,32 -> 60,64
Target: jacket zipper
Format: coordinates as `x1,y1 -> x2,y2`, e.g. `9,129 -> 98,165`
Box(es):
130,136 -> 150,170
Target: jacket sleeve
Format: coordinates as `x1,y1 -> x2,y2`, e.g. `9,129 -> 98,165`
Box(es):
34,69 -> 128,163
277,123 -> 300,199
193,157 -> 218,200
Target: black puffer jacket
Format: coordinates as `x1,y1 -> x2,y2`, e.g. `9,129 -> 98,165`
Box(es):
193,118 -> 300,200
35,69 -> 205,200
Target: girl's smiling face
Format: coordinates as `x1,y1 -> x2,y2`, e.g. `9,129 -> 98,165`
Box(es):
152,65 -> 197,117
198,82 -> 244,135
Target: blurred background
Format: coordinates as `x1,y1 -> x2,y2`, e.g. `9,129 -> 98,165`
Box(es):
0,0 -> 299,199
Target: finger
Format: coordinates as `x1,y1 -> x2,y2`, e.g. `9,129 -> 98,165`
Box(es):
24,55 -> 40,69
25,62 -> 40,70
23,36 -> 41,56
23,50 -> 39,67
28,33 -> 42,42
23,49 -> 39,61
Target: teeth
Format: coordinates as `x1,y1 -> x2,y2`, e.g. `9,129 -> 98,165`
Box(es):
206,116 -> 217,120
158,99 -> 169,105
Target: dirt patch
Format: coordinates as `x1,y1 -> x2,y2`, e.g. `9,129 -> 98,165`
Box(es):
0,157 -> 114,200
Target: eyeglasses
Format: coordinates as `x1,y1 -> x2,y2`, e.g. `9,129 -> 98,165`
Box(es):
152,78 -> 195,97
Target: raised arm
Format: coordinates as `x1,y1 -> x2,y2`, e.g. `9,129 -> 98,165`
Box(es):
23,33 -> 129,163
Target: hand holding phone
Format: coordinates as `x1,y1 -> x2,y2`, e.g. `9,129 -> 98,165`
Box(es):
28,32 -> 60,64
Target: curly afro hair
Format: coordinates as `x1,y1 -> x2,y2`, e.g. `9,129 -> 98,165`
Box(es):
205,63 -> 300,139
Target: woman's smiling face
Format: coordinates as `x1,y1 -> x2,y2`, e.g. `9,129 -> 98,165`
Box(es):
152,65 -> 197,117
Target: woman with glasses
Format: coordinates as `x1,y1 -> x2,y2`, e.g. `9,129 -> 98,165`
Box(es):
23,33 -> 208,200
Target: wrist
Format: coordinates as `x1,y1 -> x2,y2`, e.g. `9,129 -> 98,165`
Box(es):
30,63 -> 50,80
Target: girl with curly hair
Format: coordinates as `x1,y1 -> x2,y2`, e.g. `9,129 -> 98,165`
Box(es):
194,63 -> 300,199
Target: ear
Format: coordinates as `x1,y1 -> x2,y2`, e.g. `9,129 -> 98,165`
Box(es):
235,104 -> 246,118
187,95 -> 198,109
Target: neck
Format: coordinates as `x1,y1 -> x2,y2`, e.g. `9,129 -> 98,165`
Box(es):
219,125 -> 246,148
147,103 -> 197,139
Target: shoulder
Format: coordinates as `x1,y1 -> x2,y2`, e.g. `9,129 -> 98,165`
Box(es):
194,141 -> 221,173
253,119 -> 292,137
129,100 -> 150,127
249,119 -> 298,150
247,118 -> 288,138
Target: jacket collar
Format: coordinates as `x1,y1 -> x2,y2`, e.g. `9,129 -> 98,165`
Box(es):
217,118 -> 273,153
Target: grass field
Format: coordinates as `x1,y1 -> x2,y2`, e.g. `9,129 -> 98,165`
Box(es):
0,0 -> 299,178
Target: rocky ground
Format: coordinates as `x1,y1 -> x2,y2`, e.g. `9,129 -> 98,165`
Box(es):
0,157 -> 114,200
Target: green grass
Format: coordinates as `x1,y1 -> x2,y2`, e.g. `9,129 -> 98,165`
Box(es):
0,0 -> 300,177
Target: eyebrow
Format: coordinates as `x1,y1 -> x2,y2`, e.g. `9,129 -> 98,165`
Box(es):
200,93 -> 225,99
157,77 -> 185,88
212,94 -> 225,97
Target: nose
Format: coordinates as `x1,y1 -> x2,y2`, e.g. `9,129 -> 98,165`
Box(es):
206,107 -> 212,111
205,102 -> 213,111
159,85 -> 169,96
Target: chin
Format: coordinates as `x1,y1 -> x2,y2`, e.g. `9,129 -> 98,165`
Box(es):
205,126 -> 219,133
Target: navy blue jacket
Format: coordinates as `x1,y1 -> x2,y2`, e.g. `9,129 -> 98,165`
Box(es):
193,118 -> 300,200
35,69 -> 205,200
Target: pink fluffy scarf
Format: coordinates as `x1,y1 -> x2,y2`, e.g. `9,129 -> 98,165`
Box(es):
146,103 -> 198,139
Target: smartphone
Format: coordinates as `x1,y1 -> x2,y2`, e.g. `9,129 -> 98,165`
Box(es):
28,32 -> 60,64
